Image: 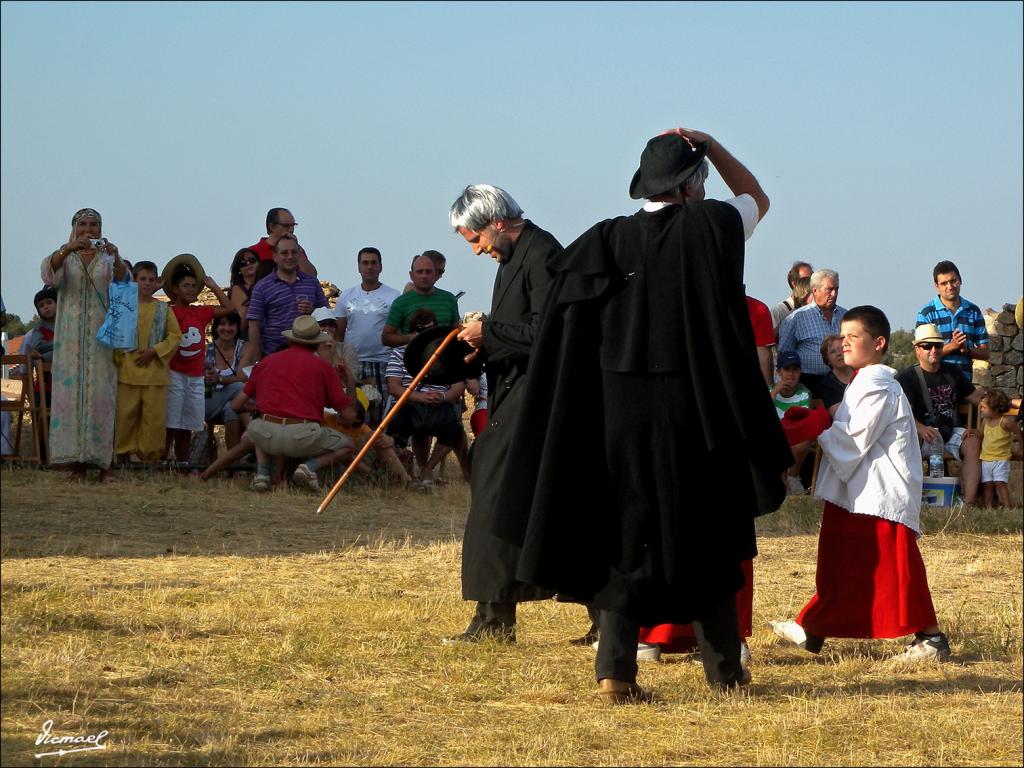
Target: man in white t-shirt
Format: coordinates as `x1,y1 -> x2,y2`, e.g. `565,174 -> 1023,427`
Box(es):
334,247 -> 400,426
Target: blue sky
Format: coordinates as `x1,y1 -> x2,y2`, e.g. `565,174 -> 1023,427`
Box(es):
2,1 -> 1021,330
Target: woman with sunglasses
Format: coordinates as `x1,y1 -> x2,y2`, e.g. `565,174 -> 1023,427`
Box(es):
228,248 -> 260,339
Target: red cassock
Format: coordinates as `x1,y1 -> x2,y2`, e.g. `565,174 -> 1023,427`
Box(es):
796,501 -> 938,638
639,559 -> 754,651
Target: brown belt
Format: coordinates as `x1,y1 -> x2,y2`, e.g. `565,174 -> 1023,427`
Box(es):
261,415 -> 318,426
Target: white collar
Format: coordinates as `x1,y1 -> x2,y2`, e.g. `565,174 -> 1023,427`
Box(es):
642,201 -> 674,212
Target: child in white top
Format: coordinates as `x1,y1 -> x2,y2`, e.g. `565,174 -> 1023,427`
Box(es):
771,305 -> 950,662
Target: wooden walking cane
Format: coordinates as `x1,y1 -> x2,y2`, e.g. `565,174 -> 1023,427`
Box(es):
316,326 -> 465,514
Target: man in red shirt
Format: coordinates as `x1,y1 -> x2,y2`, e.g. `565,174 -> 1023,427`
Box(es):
231,315 -> 356,492
248,207 -> 317,276
746,295 -> 776,386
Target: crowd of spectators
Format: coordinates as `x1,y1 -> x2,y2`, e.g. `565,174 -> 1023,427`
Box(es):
1,205 -> 1018,505
3,205 -> 492,493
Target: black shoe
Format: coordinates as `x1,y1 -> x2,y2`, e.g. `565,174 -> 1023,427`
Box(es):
441,626 -> 516,646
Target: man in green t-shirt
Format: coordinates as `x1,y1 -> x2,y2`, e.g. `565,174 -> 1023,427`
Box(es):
382,254 -> 460,348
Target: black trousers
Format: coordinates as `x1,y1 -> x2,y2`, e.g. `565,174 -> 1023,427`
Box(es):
595,593 -> 744,689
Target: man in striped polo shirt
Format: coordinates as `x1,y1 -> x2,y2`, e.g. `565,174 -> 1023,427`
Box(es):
915,260 -> 989,382
242,234 -> 328,365
381,254 -> 460,348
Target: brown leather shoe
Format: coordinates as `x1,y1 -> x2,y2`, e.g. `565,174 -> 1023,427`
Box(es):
597,678 -> 653,705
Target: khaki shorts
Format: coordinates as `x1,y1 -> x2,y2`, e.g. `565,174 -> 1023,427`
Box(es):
248,419 -> 353,458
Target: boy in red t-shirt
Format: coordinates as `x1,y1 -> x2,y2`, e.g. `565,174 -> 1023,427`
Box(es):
162,254 -> 232,464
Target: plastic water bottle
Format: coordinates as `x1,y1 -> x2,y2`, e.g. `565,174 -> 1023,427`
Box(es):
923,435 -> 945,478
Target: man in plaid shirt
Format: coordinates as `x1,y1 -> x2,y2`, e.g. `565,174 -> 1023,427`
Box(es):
916,260 -> 989,381
777,268 -> 846,398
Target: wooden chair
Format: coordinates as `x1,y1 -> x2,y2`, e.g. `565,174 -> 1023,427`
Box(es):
1,354 -> 43,464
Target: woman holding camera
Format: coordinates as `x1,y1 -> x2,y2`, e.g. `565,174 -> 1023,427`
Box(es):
41,208 -> 128,481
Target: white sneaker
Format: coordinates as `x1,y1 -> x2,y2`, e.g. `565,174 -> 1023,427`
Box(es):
786,475 -> 805,495
636,642 -> 661,662
292,463 -> 319,491
900,633 -> 951,662
591,640 -> 661,662
770,619 -> 808,646
251,474 -> 271,493
740,641 -> 751,668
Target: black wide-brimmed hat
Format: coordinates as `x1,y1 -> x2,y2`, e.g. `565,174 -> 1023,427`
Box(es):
628,134 -> 709,200
403,325 -> 483,386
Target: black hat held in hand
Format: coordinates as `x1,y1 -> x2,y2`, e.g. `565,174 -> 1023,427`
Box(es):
404,325 -> 483,386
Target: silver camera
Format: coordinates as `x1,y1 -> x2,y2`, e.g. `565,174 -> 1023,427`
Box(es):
89,238 -> 105,249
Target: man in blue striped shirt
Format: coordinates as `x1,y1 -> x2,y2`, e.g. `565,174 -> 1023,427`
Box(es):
777,268 -> 846,398
915,260 -> 989,381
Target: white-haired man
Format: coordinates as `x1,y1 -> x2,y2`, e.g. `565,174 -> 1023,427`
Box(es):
777,268 -> 847,399
443,184 -> 563,644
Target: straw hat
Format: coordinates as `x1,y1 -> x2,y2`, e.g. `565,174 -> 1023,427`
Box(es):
913,324 -> 945,346
161,253 -> 206,289
282,315 -> 332,346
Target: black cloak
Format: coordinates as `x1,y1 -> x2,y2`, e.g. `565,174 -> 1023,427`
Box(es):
492,201 -> 793,626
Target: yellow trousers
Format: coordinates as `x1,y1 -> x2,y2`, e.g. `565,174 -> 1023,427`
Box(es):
115,383 -> 168,462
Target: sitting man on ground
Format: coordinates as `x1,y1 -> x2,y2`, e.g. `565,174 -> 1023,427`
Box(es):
384,308 -> 466,488
895,323 -> 983,504
772,350 -> 814,495
230,315 -> 356,492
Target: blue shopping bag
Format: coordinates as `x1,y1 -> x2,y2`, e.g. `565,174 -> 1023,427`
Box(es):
95,276 -> 138,350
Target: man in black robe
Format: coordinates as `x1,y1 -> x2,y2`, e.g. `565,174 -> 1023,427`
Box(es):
443,184 -> 562,643
492,129 -> 793,702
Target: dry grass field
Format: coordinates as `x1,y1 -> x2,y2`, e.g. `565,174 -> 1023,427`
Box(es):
1,467 -> 1021,767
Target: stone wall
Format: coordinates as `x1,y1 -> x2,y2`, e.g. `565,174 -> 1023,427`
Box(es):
972,301 -> 1023,398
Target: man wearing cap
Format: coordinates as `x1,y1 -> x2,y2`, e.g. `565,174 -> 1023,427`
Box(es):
492,128 -> 791,702
441,183 -> 563,644
247,207 -> 318,276
231,315 -> 356,492
771,350 -> 813,495
242,234 -> 328,364
896,323 -> 984,505
915,260 -> 989,382
777,268 -> 846,399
